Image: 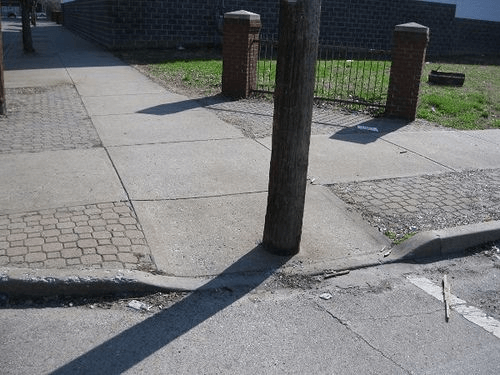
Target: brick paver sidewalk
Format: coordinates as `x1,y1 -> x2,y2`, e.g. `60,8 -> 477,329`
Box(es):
2,20 -> 498,274
1,85 -> 101,154
0,25 -> 156,272
330,169 -> 500,240
0,202 -> 154,270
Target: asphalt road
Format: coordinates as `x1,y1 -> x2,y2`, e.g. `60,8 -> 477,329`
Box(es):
1,244 -> 499,374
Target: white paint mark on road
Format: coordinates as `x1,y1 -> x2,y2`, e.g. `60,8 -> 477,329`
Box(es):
407,276 -> 500,339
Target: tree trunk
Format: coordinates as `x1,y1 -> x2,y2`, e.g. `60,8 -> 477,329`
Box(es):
262,0 -> 321,256
21,0 -> 35,53
0,16 -> 6,115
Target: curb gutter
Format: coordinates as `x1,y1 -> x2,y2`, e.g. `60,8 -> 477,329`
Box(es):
389,220 -> 500,260
0,268 -> 205,297
2,221 -> 499,298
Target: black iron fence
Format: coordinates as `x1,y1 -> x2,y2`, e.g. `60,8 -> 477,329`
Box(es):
255,37 -> 392,108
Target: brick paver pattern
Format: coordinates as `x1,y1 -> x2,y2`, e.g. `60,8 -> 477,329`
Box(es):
1,85 -> 101,154
330,169 -> 500,234
0,202 -> 156,271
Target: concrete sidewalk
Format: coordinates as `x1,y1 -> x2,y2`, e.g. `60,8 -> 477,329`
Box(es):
1,21 -> 500,295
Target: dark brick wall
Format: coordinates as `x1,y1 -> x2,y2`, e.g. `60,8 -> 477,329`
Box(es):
454,18 -> 500,56
108,0 -> 219,49
63,0 -> 220,49
62,0 -> 499,57
61,0 -> 114,48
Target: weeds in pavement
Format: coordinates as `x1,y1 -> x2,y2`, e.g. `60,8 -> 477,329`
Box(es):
385,231 -> 417,245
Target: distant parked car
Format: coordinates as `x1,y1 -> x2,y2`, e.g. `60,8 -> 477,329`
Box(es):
8,12 -> 17,18
36,12 -> 46,19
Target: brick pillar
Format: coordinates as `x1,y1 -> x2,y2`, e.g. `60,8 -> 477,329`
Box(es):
222,10 -> 261,99
386,22 -> 429,121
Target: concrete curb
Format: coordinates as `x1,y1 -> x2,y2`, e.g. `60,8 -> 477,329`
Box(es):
2,221 -> 499,298
0,268 -> 205,297
388,220 -> 500,260
0,267 -> 303,297
0,257 -> 386,298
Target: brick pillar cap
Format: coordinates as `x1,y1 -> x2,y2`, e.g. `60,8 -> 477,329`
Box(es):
224,10 -> 261,21
395,22 -> 429,35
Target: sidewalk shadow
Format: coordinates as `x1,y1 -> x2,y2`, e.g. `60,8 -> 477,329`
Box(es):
3,20 -> 126,70
330,118 -> 410,145
49,245 -> 290,375
137,98 -> 203,115
136,94 -> 238,116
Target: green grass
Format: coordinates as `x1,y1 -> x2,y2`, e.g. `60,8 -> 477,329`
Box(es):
257,59 -> 391,105
148,59 -> 222,95
418,63 -> 500,129
146,56 -> 500,129
317,59 -> 390,104
256,59 -> 276,92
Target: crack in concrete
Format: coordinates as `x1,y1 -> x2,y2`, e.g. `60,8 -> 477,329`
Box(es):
315,301 -> 412,374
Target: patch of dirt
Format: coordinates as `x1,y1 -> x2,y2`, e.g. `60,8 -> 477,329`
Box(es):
264,273 -> 322,290
332,278 -> 397,296
8,87 -> 50,95
0,291 -> 188,311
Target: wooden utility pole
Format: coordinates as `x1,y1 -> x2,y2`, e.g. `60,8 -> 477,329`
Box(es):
262,0 -> 321,256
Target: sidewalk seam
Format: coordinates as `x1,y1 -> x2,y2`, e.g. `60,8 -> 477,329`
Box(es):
101,147 -> 160,270
379,137 -> 457,173
104,136 -> 247,148
131,190 -> 269,203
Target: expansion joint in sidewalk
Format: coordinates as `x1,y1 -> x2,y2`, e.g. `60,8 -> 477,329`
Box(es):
131,190 -> 269,203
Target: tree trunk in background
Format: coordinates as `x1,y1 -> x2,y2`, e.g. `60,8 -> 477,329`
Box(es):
0,16 -> 6,115
262,0 -> 321,256
21,0 -> 35,53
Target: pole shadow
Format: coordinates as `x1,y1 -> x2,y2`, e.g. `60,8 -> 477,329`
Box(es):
50,245 -> 290,375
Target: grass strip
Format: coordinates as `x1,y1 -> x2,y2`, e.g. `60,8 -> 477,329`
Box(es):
147,56 -> 500,130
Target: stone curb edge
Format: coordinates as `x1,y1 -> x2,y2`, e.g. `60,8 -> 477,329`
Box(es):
2,221 -> 499,298
388,220 -> 500,261
0,267 -> 293,298
0,268 -> 206,298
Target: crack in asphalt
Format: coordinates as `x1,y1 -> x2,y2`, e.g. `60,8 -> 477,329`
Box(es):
315,301 -> 413,374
